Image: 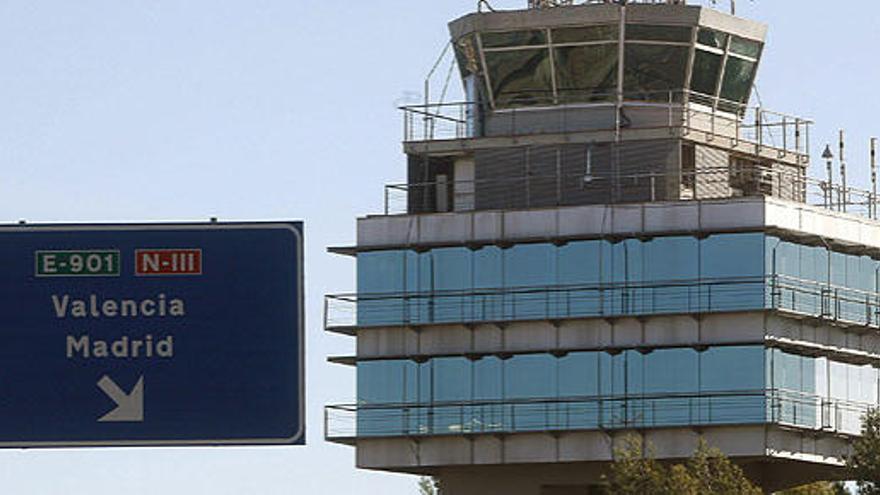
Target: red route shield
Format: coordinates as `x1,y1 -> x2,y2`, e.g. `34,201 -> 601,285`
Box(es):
135,249 -> 202,276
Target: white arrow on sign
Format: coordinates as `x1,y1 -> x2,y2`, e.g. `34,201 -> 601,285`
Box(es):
97,375 -> 144,423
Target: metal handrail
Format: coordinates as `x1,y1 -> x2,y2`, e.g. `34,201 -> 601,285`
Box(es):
324,388 -> 869,440
324,274 -> 880,331
383,165 -> 811,215
401,89 -> 812,162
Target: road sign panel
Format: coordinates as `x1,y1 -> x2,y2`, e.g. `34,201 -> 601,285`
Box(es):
135,249 -> 202,276
0,222 -> 304,447
35,250 -> 121,277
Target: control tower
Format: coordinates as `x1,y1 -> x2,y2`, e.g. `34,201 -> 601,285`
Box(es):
326,1 -> 880,493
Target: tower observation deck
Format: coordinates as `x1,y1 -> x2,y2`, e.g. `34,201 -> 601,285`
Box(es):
325,1 -> 880,493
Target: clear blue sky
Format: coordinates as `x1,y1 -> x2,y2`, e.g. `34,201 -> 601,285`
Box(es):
0,1 -> 876,493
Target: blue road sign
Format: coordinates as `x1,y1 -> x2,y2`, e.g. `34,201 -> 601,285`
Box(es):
0,222 -> 304,447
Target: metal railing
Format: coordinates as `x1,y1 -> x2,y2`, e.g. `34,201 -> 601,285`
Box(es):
324,274 -> 880,331
383,167 -> 880,218
402,90 -> 812,164
325,389 -> 869,440
384,166 -> 811,215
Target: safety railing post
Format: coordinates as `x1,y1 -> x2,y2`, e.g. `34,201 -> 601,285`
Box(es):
460,103 -> 466,139
755,108 -> 763,155
782,116 -> 788,155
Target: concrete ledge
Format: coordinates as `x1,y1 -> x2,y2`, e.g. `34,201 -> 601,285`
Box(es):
355,311 -> 766,359
355,198 -> 880,255
354,425 -> 846,492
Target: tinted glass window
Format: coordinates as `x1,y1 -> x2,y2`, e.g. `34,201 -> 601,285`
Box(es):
702,233 -> 764,278
625,24 -> 692,43
358,251 -> 405,294
700,346 -> 764,391
482,30 -> 547,48
623,44 -> 690,100
719,57 -> 756,103
644,236 -> 698,313
358,360 -> 406,404
433,358 -> 472,401
730,36 -> 762,58
697,28 -> 728,49
559,352 -> 599,397
553,25 -> 618,43
690,49 -> 723,96
430,247 -> 472,323
484,49 -> 554,107
554,44 -> 618,103
473,246 -> 503,321
645,349 -> 696,426
506,244 -> 555,319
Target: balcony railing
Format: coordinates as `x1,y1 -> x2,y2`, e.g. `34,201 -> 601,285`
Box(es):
384,166 -> 824,216
402,90 -> 812,164
325,389 -> 869,441
324,274 -> 880,332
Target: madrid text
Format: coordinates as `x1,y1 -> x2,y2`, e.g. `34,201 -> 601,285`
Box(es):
54,293 -> 184,360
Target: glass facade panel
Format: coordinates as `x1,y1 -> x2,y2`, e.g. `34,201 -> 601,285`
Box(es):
433,358 -> 473,433
557,240 -> 603,316
357,360 -> 412,436
730,36 -> 762,58
506,244 -> 555,319
690,50 -> 722,97
719,57 -> 757,103
430,248 -> 472,323
506,354 -> 557,431
357,251 -> 407,326
696,28 -> 728,49
354,234 -> 880,328
623,44 -> 690,101
484,49 -> 554,107
644,236 -> 698,313
700,346 -> 766,424
473,246 -> 503,321
552,25 -> 618,44
763,349 -> 879,432
644,349 -> 696,426
554,44 -> 618,103
473,357 -> 504,432
353,347 -> 879,438
558,353 -> 601,429
606,239 -> 643,314
481,30 -> 547,48
625,24 -> 692,43
702,233 -> 764,310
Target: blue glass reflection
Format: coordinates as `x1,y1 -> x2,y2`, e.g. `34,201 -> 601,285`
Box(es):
355,234 -> 880,330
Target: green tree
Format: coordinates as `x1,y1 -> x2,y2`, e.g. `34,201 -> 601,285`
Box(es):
417,476 -> 441,495
776,482 -> 850,495
849,407 -> 880,494
602,435 -> 673,494
685,440 -> 762,494
602,435 -> 761,495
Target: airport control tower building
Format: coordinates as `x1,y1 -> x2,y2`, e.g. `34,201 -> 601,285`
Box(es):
325,1 -> 880,492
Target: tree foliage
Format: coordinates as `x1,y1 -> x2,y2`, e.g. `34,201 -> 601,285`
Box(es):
602,435 -> 761,495
848,407 -> 880,494
777,482 -> 849,495
417,476 -> 441,495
